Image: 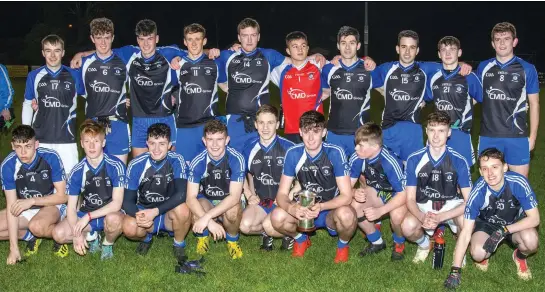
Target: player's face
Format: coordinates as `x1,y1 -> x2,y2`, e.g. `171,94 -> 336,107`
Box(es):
81,133 -> 105,160
91,33 -> 114,56
12,139 -> 39,164
203,132 -> 229,160
255,112 -> 279,141
479,157 -> 508,188
438,44 -> 461,66
137,33 -> 159,57
396,37 -> 419,64
286,38 -> 309,62
184,32 -> 207,56
300,127 -> 326,152
146,136 -> 171,161
426,123 -> 451,148
355,141 -> 378,159
337,35 -> 360,59
238,27 -> 260,52
42,42 -> 65,68
492,32 -> 518,58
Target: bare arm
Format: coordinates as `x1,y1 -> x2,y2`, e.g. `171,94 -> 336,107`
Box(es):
186,181 -> 206,218
244,173 -> 258,200
88,187 -> 124,219
66,195 -> 80,229
321,88 -> 331,101
276,174 -> 297,215
452,219 -> 475,267
437,187 -> 471,222
406,186 -> 425,222
379,189 -> 407,215
204,181 -> 243,219
320,176 -> 353,210
5,190 -> 20,254
506,208 -> 540,234
32,181 -> 68,206
528,93 -> 539,151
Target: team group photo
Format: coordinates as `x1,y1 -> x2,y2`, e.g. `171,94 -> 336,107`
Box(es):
0,2 -> 543,291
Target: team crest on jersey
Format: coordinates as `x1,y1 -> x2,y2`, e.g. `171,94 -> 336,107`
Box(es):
308,73 -> 315,80
276,157 -> 284,166
511,73 -> 520,82
322,166 -> 331,176
204,67 -> 213,75
445,172 -> 454,182
41,170 -> 49,179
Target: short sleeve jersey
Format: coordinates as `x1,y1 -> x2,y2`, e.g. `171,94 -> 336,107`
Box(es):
283,143 -> 350,202
24,65 -> 83,143
271,60 -> 324,134
477,56 -> 540,138
217,48 -> 285,115
175,54 -> 219,127
67,154 -> 126,213
243,136 -> 295,200
126,152 -> 187,210
405,146 -> 471,203
349,147 -> 405,194
465,172 -> 538,225
1,148 -> 65,205
427,67 -> 483,132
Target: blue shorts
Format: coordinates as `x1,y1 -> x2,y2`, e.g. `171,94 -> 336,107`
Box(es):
326,131 -> 355,157
478,136 -> 530,166
383,121 -> 423,161
226,114 -> 258,154
314,210 -> 337,236
132,115 -> 177,149
258,202 -> 276,214
176,124 -> 205,165
101,120 -> 130,155
447,129 -> 474,166
136,205 -> 170,235
77,211 -> 105,233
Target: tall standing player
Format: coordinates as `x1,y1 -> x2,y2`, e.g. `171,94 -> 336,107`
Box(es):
23,35 -> 82,174
477,22 -> 540,177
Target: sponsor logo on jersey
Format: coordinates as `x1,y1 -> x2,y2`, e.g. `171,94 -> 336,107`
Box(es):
87,193 -> 104,205
256,173 -> 279,186
90,80 -> 121,94
422,186 -> 441,199
144,191 -> 165,203
231,72 -> 261,84
42,95 -> 69,108
486,214 -> 508,225
436,100 -> 462,112
287,88 -> 307,99
134,75 -> 159,87
205,185 -> 225,197
20,187 -> 43,199
184,82 -> 211,94
486,87 -> 515,101
303,182 -> 324,194
390,89 -> 419,101
334,88 -> 363,100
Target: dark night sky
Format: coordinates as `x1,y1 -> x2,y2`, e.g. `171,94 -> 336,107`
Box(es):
1,1 -> 544,70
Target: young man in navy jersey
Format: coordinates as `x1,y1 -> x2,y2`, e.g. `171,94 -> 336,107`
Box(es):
401,111 -> 472,264
0,125 -> 68,264
270,110 -> 357,263
23,35 -> 83,174
348,122 -> 407,261
240,104 -> 295,250
426,36 -> 482,166
122,123 -> 191,263
477,22 -> 540,177
186,120 -> 246,259
52,120 -> 125,260
445,148 -> 539,289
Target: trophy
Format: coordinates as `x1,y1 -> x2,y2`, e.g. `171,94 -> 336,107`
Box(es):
296,190 -> 317,232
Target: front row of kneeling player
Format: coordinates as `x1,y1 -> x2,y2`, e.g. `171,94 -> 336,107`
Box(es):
0,108 -> 539,289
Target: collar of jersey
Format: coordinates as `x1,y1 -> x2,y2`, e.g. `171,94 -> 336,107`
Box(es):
426,146 -> 447,167
183,53 -> 205,64
241,48 -> 258,56
292,59 -> 309,71
208,152 -> 226,166
45,66 -> 63,77
487,179 -> 506,197
397,62 -> 415,72
340,59 -> 363,71
305,144 -> 324,162
85,157 -> 105,175
259,136 -> 278,153
441,66 -> 461,80
495,55 -> 517,69
367,148 -> 383,164
149,156 -> 167,170
20,153 -> 40,170
142,52 -> 157,63
95,52 -> 115,63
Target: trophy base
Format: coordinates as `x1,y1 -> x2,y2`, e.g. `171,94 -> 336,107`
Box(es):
296,226 -> 316,233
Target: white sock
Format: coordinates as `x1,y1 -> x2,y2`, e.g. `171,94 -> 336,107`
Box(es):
415,235 -> 430,249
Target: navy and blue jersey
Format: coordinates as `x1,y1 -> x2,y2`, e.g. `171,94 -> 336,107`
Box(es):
427,67 -> 483,132
80,52 -> 130,121
243,136 -> 295,200
217,48 -> 285,115
188,147 -> 245,201
116,45 -> 185,118
1,148 -> 65,205
465,172 -> 538,225
175,54 -> 219,127
126,152 -> 187,209
67,154 -> 126,213
349,147 -> 404,193
322,59 -> 378,134
283,143 -> 350,202
24,65 -> 83,143
477,56 -> 540,138
373,61 -> 440,129
405,146 -> 471,203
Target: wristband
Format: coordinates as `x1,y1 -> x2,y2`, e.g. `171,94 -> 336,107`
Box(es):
87,212 -> 92,221
450,266 -> 461,274
502,226 -> 510,234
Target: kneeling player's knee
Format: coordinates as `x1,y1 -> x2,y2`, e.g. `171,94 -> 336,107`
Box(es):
122,217 -> 139,237
105,214 -> 123,232
520,230 -> 539,253
401,217 -> 419,237
262,217 -> 274,234
335,206 -> 356,226
28,219 -> 48,237
171,204 -> 191,222
270,209 -> 288,229
390,208 -> 406,226
239,218 -> 252,234
224,208 -> 240,224
52,225 -> 69,243
470,243 -> 487,262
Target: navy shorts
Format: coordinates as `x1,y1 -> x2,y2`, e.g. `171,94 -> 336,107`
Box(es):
226,114 -> 258,154
77,211 -> 105,233
132,115 -> 177,148
326,132 -> 355,157
176,124 -> 206,165
102,120 -> 131,155
383,121 -> 423,161
447,129 -> 474,166
478,136 -> 530,165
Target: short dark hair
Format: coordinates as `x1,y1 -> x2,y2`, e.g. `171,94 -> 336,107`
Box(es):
491,22 -> 516,41
147,123 -> 171,142
12,125 -> 36,143
337,26 -> 360,43
41,34 -> 64,50
90,17 -> 114,36
299,110 -> 326,131
256,104 -> 279,121
204,119 -> 228,137
479,148 -> 506,165
135,19 -> 157,36
397,30 -> 419,46
184,23 -> 206,38
427,111 -> 451,127
285,31 -> 308,47
237,18 -> 260,34
355,122 -> 383,146
438,36 -> 460,51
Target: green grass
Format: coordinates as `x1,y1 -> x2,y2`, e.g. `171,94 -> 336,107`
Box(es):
0,78 -> 544,292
